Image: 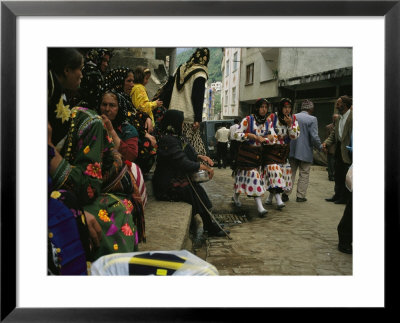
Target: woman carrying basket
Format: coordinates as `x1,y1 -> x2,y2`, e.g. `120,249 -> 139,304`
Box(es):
232,98 -> 276,218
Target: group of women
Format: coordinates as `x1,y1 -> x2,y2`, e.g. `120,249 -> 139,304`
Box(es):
47,48 -> 165,275
231,98 -> 300,217
47,47 -> 216,275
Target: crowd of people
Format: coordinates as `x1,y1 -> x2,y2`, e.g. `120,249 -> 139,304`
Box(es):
47,47 -> 353,276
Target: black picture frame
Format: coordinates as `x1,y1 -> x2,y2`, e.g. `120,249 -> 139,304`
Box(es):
1,0 -> 398,321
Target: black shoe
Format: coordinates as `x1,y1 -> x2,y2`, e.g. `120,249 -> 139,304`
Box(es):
282,193 -> 289,202
325,196 -> 338,202
328,176 -> 335,181
296,197 -> 307,202
208,229 -> 230,237
208,223 -> 230,237
338,244 -> 352,254
258,209 -> 268,218
334,199 -> 347,204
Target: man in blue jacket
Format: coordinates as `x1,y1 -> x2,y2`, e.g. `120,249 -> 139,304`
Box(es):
286,99 -> 322,202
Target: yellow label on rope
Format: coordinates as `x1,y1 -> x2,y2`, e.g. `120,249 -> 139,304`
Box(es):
156,269 -> 168,276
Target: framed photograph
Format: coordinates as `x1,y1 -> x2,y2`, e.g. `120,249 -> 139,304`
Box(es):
1,0 -> 398,320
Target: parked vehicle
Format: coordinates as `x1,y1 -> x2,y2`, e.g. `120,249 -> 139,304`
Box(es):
200,119 -> 235,161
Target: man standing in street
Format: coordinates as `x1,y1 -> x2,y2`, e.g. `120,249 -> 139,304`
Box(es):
325,114 -> 339,181
215,124 -> 230,169
322,96 -> 352,204
286,99 -> 323,202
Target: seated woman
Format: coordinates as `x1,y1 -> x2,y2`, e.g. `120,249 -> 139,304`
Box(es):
152,110 -> 226,237
48,134 -> 89,275
104,67 -> 157,174
48,48 -> 142,264
99,90 -> 139,162
99,89 -> 148,206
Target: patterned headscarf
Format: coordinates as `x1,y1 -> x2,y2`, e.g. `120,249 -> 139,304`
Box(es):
185,48 -> 210,70
103,67 -> 133,94
161,110 -> 184,136
176,48 -> 210,91
100,90 -> 131,129
86,48 -> 112,66
252,98 -> 270,125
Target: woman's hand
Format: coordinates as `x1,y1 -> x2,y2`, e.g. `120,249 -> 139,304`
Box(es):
145,133 -> 157,147
101,114 -> 113,132
284,114 -> 292,126
192,122 -> 200,131
145,117 -> 153,134
200,163 -> 214,180
156,99 -> 163,108
249,133 -> 265,144
266,134 -> 274,143
84,211 -> 102,248
198,154 -> 214,166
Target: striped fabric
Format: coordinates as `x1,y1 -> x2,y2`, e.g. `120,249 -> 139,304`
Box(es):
130,163 -> 147,207
236,144 -> 262,170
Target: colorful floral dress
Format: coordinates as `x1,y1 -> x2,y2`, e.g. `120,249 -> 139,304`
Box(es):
126,103 -> 157,174
51,106 -> 140,262
264,113 -> 300,193
233,115 -> 275,197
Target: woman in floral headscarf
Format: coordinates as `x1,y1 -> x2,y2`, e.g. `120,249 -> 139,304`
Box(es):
263,98 -> 300,209
168,48 -> 210,156
104,67 -> 157,174
231,98 -> 276,218
48,48 -> 140,265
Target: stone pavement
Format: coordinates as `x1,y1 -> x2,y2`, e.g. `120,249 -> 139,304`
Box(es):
199,165 -> 352,275
138,165 -> 352,276
138,177 -> 192,252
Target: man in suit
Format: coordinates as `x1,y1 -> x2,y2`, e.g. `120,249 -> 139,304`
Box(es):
286,99 -> 323,202
322,96 -> 352,205
325,114 -> 339,181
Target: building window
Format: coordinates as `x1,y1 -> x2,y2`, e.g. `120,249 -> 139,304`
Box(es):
226,59 -> 230,76
246,63 -> 254,85
233,52 -> 238,71
225,90 -> 228,106
231,87 -> 236,104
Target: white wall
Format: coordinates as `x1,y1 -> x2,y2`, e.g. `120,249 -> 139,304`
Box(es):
278,48 -> 352,79
222,48 -> 241,117
239,48 -> 279,102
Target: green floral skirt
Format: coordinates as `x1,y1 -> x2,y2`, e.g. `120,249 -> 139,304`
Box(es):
84,192 -> 139,262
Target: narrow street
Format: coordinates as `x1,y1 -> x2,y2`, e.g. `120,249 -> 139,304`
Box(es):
189,165 -> 352,275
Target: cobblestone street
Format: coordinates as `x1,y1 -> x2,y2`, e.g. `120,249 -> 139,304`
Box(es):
194,165 -> 352,275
